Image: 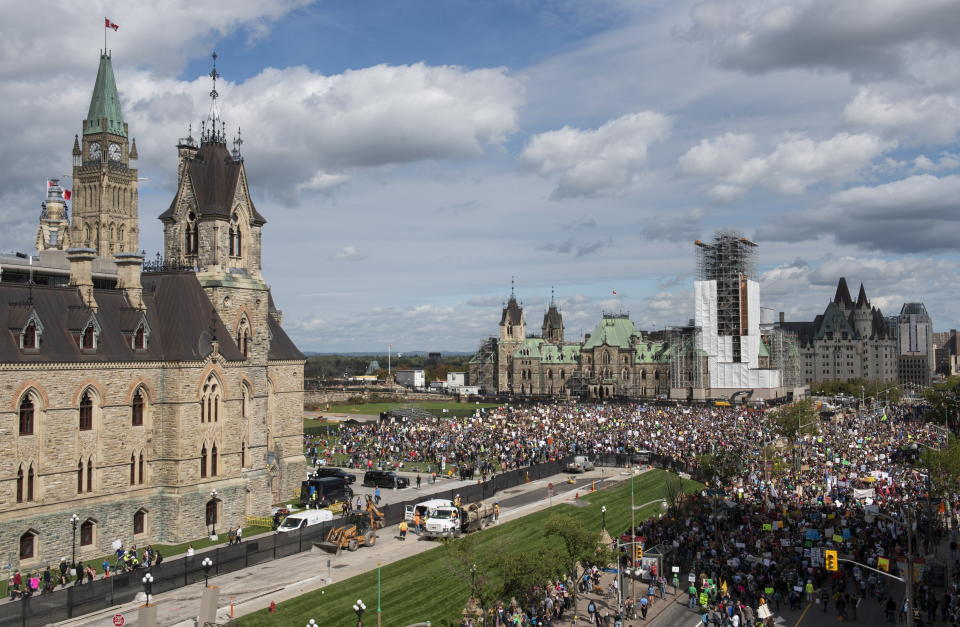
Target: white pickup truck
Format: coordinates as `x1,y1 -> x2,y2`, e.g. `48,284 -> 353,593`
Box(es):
566,455 -> 595,473
423,502 -> 495,539
404,499 -> 453,522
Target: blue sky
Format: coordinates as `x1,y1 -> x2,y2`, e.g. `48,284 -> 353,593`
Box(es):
3,0 -> 960,352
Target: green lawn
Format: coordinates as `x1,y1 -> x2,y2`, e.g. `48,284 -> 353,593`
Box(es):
233,470 -> 701,627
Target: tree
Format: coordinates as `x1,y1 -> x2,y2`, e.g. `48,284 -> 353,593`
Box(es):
497,546 -> 565,610
921,434 -> 960,498
664,473 -> 684,510
443,535 -> 502,626
772,399 -> 819,439
697,448 -> 742,484
545,513 -> 614,613
925,377 -> 960,431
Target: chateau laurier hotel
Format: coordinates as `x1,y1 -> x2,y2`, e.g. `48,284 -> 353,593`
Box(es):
0,51 -> 306,570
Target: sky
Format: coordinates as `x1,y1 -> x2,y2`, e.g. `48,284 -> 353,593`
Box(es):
3,0 -> 960,352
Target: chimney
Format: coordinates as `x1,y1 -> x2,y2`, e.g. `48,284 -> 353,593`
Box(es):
779,311 -> 785,324
67,248 -> 97,310
114,252 -> 145,310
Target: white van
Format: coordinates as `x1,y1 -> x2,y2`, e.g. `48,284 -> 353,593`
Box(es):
404,499 -> 454,522
277,509 -> 333,533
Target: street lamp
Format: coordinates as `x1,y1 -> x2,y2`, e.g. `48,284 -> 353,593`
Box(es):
70,513 -> 80,570
353,599 -> 367,626
307,620 -> 317,627
601,506 -> 607,531
201,557 -> 213,587
142,572 -> 154,606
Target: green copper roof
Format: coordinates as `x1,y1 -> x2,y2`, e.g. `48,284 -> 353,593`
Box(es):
85,54 -> 126,137
635,341 -> 670,364
582,316 -> 640,350
513,338 -> 544,359
540,343 -> 581,364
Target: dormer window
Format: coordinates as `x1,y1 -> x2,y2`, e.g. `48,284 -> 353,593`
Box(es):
134,325 -> 145,349
23,322 -> 36,349
79,314 -> 101,351
17,311 -> 43,351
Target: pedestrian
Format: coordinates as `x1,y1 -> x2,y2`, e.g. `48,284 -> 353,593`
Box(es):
416,474 -> 422,489
493,502 -> 500,522
587,600 -> 597,624
235,526 -> 243,544
413,512 -> 422,535
639,596 -> 649,619
399,520 -> 408,541
374,486 -> 382,505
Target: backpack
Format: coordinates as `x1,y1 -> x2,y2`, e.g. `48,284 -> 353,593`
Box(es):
588,601 -> 596,614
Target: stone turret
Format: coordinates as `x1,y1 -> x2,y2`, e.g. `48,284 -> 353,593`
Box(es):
851,283 -> 873,339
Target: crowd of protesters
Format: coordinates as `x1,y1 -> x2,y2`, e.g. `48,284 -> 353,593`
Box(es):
307,400 -> 957,625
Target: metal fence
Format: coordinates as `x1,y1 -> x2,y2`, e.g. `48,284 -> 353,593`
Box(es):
0,457 -> 572,626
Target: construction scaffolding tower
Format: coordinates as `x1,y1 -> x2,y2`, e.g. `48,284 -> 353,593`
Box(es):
694,230 -> 757,363
767,327 -> 802,388
669,325 -> 704,391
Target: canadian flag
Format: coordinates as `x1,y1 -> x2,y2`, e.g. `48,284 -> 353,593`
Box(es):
105,17 -> 119,31
47,180 -> 71,200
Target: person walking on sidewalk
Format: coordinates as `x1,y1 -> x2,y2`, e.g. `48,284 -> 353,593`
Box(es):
374,486 -> 382,505
399,520 -> 408,541
416,474 -> 422,489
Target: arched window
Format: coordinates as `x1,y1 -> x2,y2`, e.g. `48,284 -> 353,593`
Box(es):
19,396 -> 34,436
138,452 -> 144,485
185,212 -> 198,255
201,375 -> 220,423
236,317 -> 251,358
27,464 -> 34,501
133,509 -> 146,535
77,459 -> 84,494
132,389 -> 144,426
602,351 -> 611,365
82,324 -> 95,349
129,453 -> 135,486
16,466 -> 23,503
228,225 -> 235,256
23,321 -> 37,349
211,443 -> 218,476
200,445 -> 208,478
87,458 -> 93,493
19,532 -> 35,560
241,383 -> 249,418
205,499 -> 218,527
79,391 -> 93,430
80,520 -> 94,546
230,213 -> 242,257
134,324 -> 146,350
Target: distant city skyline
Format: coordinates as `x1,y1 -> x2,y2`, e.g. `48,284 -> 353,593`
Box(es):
3,1 -> 959,352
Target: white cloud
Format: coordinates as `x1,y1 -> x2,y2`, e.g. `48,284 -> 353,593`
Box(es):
333,245 -> 363,260
520,111 -> 671,199
844,87 -> 960,143
679,131 -> 891,201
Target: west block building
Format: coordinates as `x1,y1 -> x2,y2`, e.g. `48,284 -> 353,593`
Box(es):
0,52 -> 306,571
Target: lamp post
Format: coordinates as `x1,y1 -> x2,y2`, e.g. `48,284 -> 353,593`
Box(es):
307,620 -> 318,627
201,557 -> 213,587
601,506 -> 607,531
142,572 -> 154,606
70,513 -> 80,570
865,509 -> 914,627
353,599 -> 367,627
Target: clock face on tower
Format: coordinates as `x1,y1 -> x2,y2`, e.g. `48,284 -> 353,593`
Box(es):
108,143 -> 121,161
88,141 -> 101,160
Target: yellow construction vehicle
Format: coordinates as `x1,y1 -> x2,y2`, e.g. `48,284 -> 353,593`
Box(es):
365,497 -> 385,530
316,512 -> 379,555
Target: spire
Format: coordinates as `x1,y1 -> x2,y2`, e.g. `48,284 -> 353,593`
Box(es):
856,283 -> 869,307
72,135 -> 81,156
129,138 -> 138,160
510,276 -> 515,300
85,52 -> 126,137
201,51 -> 226,145
833,277 -> 853,309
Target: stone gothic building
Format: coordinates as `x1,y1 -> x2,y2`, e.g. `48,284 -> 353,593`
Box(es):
0,52 -> 305,571
468,290 -> 673,399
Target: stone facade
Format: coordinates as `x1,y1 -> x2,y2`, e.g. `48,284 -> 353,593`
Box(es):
0,52 -> 306,572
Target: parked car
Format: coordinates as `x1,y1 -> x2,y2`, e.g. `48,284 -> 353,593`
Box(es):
362,470 -> 410,489
313,467 -> 357,484
277,509 -> 333,533
299,477 -> 354,507
566,456 -> 595,473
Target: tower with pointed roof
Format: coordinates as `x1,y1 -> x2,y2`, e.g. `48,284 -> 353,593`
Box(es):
497,281 -> 526,392
70,52 -> 139,255
541,288 -> 564,344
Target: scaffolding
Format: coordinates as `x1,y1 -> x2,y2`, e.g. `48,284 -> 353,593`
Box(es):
694,230 -> 757,363
669,325 -> 704,391
767,327 -> 802,388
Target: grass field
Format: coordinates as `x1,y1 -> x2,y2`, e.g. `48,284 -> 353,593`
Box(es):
234,469 -> 701,627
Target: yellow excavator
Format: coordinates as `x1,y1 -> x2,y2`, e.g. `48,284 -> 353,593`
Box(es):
316,498 -> 384,555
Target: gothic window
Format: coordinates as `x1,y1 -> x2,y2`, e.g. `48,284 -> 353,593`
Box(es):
81,321 -> 99,350
27,464 -> 34,501
211,443 -> 218,476
230,212 -> 242,257
86,458 -> 93,493
229,225 -> 235,256
19,532 -> 35,560
129,453 -> 135,486
241,383 -> 250,418
201,375 -> 220,423
236,317 -> 251,357
132,389 -> 144,426
133,509 -> 146,535
78,459 -> 84,494
602,351 -> 611,365
200,445 -> 208,478
185,212 -> 198,255
79,391 -> 94,430
16,466 -> 23,503
133,323 -> 146,350
19,396 -> 34,435
138,452 -> 144,485
22,317 -> 40,350
80,520 -> 94,546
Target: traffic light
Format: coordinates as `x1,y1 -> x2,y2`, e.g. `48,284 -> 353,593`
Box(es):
634,543 -> 643,562
824,550 -> 838,572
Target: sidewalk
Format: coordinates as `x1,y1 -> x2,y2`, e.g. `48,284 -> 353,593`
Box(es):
53,467 -> 622,626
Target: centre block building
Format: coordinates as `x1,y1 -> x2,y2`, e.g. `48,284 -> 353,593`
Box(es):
0,52 -> 306,570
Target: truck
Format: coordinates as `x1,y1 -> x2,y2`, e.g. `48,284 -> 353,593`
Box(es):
566,455 -> 595,473
404,499 -> 454,522
422,501 -> 495,539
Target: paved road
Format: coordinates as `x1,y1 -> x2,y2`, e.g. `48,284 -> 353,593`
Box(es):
54,467 -> 622,627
